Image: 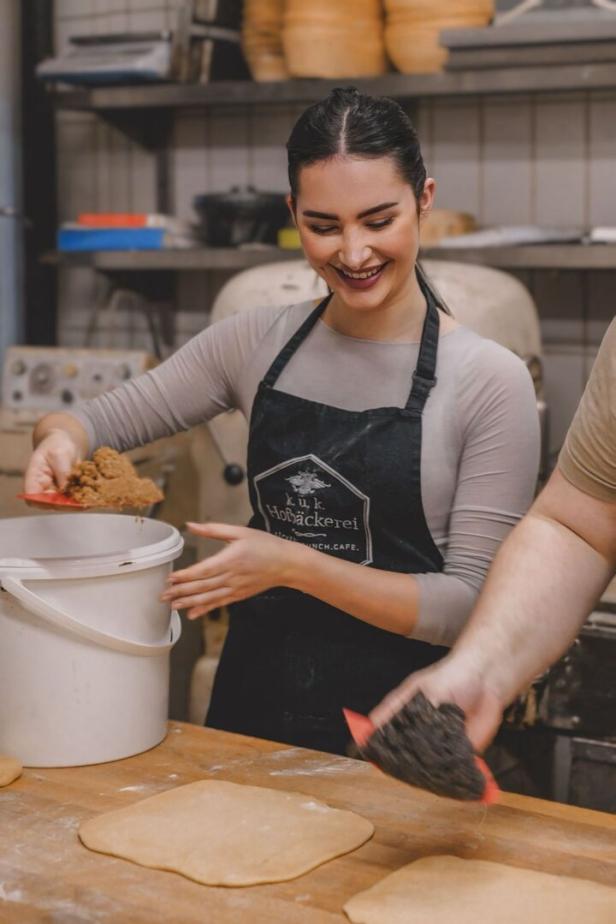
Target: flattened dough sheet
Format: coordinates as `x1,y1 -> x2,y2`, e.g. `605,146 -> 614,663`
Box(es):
344,854 -> 616,923
79,779 -> 374,886
0,755 -> 22,787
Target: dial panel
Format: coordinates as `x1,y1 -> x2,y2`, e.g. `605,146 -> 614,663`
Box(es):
1,347 -> 156,411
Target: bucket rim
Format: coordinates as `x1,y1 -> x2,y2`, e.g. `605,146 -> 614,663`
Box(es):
0,513 -> 184,578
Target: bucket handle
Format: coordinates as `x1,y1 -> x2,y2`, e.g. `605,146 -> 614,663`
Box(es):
0,576 -> 182,657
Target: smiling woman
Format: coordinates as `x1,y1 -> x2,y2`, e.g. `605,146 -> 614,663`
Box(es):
286,87 -> 445,341
294,156 -> 434,334
26,88 -> 540,756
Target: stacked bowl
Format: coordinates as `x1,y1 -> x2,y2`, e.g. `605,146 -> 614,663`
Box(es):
242,0 -> 288,82
283,0 -> 387,78
384,0 -> 494,74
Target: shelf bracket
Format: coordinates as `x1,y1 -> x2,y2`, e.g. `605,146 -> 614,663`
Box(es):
96,107 -> 174,151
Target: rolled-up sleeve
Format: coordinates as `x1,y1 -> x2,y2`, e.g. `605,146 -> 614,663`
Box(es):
558,318 -> 616,502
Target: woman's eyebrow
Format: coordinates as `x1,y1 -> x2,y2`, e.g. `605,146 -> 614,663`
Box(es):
358,201 -> 398,218
302,209 -> 337,219
302,201 -> 399,220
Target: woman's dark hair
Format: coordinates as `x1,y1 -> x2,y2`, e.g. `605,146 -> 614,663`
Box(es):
287,86 -> 451,314
287,86 -> 426,205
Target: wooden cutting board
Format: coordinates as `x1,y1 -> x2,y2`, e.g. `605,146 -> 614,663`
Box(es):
1,722 -> 614,922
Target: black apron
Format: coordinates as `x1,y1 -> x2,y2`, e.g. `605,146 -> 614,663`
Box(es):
206,283 -> 448,755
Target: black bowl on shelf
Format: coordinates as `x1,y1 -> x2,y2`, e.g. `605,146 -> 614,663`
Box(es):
193,185 -> 290,247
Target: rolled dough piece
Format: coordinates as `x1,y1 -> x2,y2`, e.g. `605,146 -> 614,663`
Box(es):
0,755 -> 22,787
343,855 -> 616,924
79,779 -> 374,886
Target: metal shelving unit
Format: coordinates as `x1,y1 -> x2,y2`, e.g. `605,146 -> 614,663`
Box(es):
54,62 -> 616,113
45,243 -> 616,272
44,247 -> 300,271
48,65 -> 616,281
423,244 -> 616,271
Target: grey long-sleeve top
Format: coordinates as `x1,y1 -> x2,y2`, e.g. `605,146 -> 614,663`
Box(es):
70,300 -> 541,647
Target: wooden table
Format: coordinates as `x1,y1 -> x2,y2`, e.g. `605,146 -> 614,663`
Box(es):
2,722 -> 615,922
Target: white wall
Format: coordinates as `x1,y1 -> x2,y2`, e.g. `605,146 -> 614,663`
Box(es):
51,1 -> 615,456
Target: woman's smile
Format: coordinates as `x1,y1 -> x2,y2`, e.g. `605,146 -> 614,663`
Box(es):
332,260 -> 390,290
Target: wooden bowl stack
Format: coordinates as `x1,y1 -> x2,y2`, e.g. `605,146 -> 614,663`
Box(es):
242,0 -> 289,82
384,0 -> 494,74
420,209 -> 477,247
283,0 -> 387,78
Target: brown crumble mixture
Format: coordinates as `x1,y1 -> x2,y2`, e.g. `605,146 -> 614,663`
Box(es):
65,447 -> 163,509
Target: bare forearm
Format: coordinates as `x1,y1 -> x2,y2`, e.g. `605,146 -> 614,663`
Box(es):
452,510 -> 614,705
287,544 -> 419,635
370,471 -> 616,750
33,413 -> 90,456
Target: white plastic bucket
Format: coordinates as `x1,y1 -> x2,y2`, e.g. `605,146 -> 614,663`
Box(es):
0,513 -> 184,767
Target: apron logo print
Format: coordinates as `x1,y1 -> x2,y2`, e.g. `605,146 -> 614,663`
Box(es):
254,453 -> 373,565
286,471 -> 331,538
286,470 -> 331,496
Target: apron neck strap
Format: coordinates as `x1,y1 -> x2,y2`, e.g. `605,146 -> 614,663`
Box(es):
262,293 -> 333,389
404,283 -> 440,414
261,277 -> 440,410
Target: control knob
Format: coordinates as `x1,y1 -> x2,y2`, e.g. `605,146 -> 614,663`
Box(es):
10,359 -> 26,376
223,464 -> 245,486
30,363 -> 55,395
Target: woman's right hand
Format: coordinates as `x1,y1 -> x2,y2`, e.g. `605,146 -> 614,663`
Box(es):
24,428 -> 82,494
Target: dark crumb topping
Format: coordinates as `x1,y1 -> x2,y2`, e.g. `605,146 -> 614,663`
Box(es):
362,693 -> 486,800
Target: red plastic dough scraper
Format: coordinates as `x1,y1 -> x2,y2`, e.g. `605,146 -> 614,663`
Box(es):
343,693 -> 499,805
17,492 -> 85,509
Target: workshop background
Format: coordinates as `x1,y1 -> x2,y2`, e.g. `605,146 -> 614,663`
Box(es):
47,0 -> 615,457
1,0 -> 615,814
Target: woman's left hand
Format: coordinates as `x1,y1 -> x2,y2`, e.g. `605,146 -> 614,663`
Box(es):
160,522 -> 301,619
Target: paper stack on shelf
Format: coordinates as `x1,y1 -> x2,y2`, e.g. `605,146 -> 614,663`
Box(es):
58,213 -> 203,251
434,225 -> 583,249
588,227 -> 616,244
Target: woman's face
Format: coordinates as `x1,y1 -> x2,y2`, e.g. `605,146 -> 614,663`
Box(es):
289,155 -> 434,313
